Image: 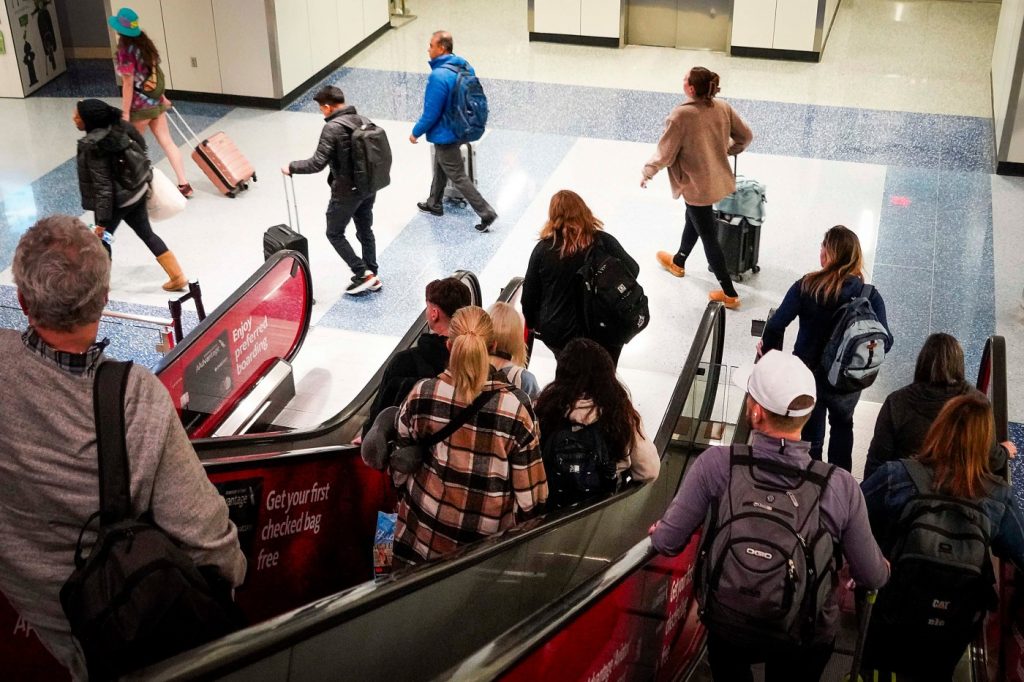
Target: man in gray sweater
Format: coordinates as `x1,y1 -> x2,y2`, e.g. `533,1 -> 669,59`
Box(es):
0,215 -> 246,679
651,350 -> 888,682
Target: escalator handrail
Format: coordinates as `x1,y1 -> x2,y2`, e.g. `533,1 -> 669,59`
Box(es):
133,301 -> 728,681
652,301 -> 726,454
976,335 -> 1008,443
190,270 -> 487,453
154,250 -> 313,378
440,538 -> 659,682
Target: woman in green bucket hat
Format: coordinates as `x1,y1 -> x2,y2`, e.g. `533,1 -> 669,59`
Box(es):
109,7 -> 193,198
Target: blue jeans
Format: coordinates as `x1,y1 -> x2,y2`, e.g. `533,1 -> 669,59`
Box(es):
326,192 -> 377,276
801,372 -> 861,472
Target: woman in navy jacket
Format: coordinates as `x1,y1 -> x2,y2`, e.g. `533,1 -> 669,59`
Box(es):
761,225 -> 892,472
860,392 -> 1024,679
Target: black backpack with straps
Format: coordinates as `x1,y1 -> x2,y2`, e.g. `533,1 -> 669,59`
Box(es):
874,458 -> 997,639
698,444 -> 839,648
338,114 -> 393,196
60,361 -> 243,679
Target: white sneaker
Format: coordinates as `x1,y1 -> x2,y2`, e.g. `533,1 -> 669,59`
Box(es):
367,275 -> 382,291
345,271 -> 377,295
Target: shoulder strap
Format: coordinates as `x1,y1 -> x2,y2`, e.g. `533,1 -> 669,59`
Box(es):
901,458 -> 933,495
442,63 -> 466,75
333,114 -> 363,133
422,389 -> 498,448
860,283 -> 874,299
93,361 -> 134,525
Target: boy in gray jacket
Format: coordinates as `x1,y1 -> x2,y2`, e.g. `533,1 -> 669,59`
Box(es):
651,350 -> 888,682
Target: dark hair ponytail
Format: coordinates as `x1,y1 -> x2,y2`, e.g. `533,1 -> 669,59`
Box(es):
688,66 -> 720,104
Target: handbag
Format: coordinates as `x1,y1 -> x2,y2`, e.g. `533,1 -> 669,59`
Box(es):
390,390 -> 499,474
147,167 -> 187,221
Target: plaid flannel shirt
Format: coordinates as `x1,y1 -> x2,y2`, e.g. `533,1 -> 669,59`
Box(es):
394,368 -> 548,562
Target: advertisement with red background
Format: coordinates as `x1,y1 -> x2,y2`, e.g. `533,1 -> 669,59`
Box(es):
155,255 -> 310,438
0,450 -> 396,678
500,533 -> 704,682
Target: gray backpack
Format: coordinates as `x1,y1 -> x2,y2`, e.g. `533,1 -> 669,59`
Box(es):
820,283 -> 890,393
698,445 -> 838,647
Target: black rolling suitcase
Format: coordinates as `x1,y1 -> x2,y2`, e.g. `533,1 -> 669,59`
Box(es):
264,176 -> 308,262
713,155 -> 765,282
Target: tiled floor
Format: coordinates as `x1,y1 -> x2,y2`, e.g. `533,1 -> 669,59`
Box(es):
0,0 -> 1019,482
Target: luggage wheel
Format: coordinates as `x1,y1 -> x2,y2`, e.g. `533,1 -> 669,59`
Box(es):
752,265 -> 761,274
735,273 -> 744,282
252,172 -> 258,182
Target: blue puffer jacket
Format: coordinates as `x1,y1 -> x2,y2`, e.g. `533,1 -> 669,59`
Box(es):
412,53 -> 474,144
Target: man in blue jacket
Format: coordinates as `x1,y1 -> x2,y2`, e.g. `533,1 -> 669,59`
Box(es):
409,30 -> 497,233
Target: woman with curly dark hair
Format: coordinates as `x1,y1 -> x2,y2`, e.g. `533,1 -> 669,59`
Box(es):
534,338 -> 659,508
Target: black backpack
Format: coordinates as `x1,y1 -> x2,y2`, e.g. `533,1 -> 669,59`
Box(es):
578,242 -> 650,346
874,459 -> 997,639
112,129 -> 152,193
60,361 -> 243,680
541,419 -> 619,508
339,114 -> 393,195
698,446 -> 838,648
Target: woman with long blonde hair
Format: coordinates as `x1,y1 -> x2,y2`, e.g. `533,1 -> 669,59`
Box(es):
522,189 -> 639,365
861,392 -> 1024,679
487,302 -> 540,400
761,225 -> 893,471
393,306 -> 548,562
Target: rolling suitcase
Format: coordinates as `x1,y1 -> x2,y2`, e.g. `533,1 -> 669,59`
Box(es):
713,155 -> 765,282
168,108 -> 256,198
432,141 -> 476,206
263,176 -> 308,263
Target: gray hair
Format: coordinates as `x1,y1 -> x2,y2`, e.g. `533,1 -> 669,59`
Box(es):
12,215 -> 110,332
432,30 -> 453,53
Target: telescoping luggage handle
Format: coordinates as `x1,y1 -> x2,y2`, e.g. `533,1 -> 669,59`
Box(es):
166,107 -> 203,148
283,174 -> 300,234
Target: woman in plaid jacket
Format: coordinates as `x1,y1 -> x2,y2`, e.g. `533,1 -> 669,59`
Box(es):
394,306 -> 549,563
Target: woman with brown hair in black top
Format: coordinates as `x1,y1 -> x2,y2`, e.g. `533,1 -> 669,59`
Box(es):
522,189 -> 638,365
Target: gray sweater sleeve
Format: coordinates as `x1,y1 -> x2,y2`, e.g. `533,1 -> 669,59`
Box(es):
141,373 -> 247,586
651,446 -> 727,555
832,473 -> 889,589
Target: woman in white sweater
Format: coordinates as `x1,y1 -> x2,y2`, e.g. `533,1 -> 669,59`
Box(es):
534,338 -> 659,507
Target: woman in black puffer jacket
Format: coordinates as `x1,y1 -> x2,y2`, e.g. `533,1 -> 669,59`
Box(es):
864,332 -> 1015,479
74,98 -> 187,291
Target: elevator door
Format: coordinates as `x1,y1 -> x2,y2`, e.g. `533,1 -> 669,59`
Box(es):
627,0 -> 732,51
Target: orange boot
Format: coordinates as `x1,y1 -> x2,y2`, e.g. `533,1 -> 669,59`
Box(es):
156,251 -> 188,292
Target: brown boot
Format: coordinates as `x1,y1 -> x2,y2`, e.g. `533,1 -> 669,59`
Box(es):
156,251 -> 188,292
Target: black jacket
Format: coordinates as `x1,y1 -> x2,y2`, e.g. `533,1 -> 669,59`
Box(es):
363,333 -> 449,435
289,105 -> 364,197
77,121 -> 151,224
864,381 -> 1008,479
522,232 -> 638,350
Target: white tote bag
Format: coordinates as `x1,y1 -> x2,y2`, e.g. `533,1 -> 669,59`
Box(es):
146,168 -> 187,222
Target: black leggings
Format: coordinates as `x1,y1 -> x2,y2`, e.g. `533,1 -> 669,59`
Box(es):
104,198 -> 168,257
677,203 -> 737,297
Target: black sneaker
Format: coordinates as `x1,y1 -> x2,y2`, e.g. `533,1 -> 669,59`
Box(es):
475,213 -> 497,233
345,271 -> 378,295
417,202 -> 443,217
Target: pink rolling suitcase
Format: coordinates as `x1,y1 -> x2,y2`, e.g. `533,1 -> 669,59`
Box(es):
168,108 -> 256,198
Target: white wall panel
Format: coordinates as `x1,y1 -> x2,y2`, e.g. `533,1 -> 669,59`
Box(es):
994,0 -> 1024,154
308,0 -> 340,72
580,0 -> 620,39
534,0 -> 581,36
338,0 -> 364,54
275,0 -> 312,93
731,0 -> 776,49
773,0 -> 817,51
361,0 -> 389,37
163,0 -> 222,93
213,0 -> 274,97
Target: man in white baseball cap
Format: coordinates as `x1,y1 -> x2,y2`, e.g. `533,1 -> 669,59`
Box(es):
649,350 -> 888,682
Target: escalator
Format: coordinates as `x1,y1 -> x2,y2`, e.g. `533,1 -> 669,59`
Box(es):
126,301 -> 734,680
